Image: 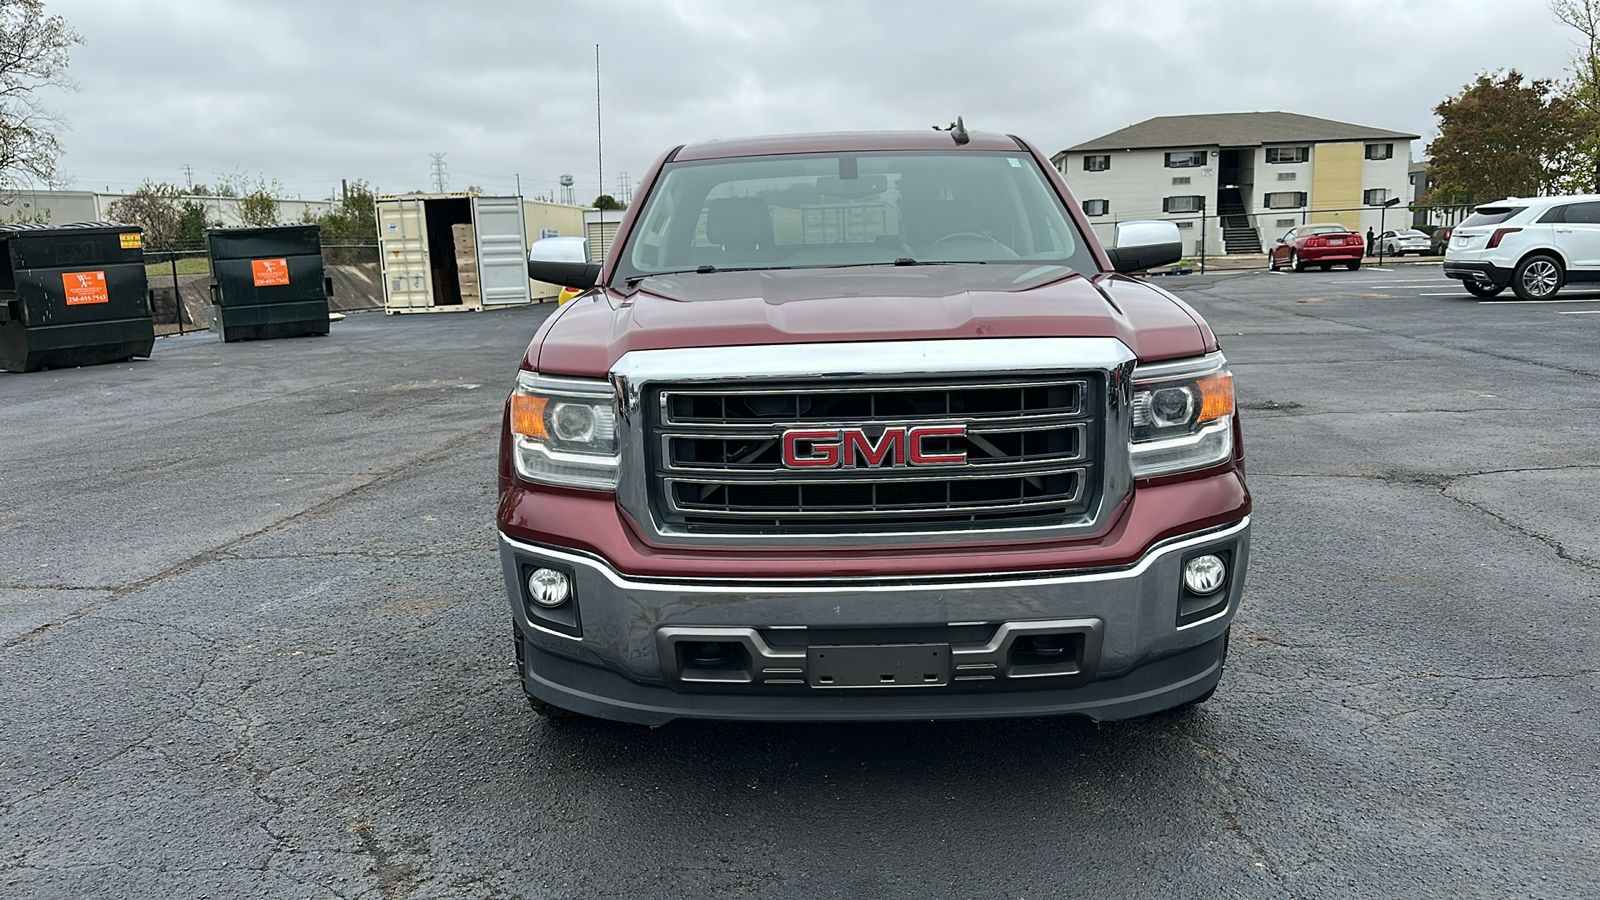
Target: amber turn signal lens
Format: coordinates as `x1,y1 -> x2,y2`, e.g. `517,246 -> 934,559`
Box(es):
1197,373 -> 1234,423
511,394 -> 549,439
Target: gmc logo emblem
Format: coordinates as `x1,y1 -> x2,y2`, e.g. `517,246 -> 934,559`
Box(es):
781,425 -> 967,469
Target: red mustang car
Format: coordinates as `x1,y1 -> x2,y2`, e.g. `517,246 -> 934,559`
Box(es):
1268,223 -> 1364,272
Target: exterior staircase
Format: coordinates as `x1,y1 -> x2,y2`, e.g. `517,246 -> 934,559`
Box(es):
1218,188 -> 1261,254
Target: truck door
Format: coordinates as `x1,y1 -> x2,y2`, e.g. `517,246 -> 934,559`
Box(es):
470,196 -> 532,307
376,198 -> 433,310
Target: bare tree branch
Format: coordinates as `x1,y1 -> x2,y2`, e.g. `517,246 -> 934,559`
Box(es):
0,0 -> 82,194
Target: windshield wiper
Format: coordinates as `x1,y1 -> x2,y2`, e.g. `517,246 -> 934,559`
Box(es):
625,265 -> 794,287
894,258 -> 988,266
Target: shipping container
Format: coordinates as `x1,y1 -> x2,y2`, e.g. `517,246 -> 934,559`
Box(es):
375,193 -> 534,314
522,199 -> 587,301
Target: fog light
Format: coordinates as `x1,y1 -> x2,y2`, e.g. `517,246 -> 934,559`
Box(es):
526,568 -> 571,608
1182,554 -> 1227,595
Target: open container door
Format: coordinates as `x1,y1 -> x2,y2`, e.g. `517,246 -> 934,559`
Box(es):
471,196 -> 531,307
377,197 -> 433,312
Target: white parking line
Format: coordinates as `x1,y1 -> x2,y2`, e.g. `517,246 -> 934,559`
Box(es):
1557,310 -> 1600,315
1478,297 -> 1600,305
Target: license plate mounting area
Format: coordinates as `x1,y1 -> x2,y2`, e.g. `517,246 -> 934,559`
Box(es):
806,643 -> 951,689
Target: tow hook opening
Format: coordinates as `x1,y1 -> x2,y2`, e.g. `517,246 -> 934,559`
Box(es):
676,640 -> 753,683
1005,632 -> 1087,678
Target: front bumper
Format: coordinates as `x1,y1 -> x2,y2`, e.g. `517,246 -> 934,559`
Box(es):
498,518 -> 1250,724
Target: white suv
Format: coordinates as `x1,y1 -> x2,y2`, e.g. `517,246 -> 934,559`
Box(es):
1444,194 -> 1600,300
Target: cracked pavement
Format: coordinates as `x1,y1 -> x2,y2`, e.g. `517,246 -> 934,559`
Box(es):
2,271 -> 1598,899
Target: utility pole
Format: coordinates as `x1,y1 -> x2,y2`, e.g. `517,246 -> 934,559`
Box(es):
596,44 -> 603,207
181,164 -> 193,190
429,153 -> 448,193
515,173 -> 522,197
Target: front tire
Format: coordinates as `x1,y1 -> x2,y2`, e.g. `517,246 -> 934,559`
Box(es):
1464,281 -> 1505,298
1511,254 -> 1564,301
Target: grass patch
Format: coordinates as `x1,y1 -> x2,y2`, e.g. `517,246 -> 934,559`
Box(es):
144,257 -> 212,277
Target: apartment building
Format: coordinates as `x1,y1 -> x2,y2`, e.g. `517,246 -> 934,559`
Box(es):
1052,112 -> 1418,258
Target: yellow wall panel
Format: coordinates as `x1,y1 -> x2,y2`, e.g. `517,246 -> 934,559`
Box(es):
1310,142 -> 1363,230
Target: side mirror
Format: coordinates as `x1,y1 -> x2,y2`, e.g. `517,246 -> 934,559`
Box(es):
1105,220 -> 1183,274
527,236 -> 600,289
528,259 -> 601,289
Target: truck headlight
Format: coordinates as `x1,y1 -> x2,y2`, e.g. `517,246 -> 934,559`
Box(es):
1129,353 -> 1234,478
509,371 -> 619,490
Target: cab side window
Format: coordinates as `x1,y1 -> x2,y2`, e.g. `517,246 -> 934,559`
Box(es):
1563,201 -> 1600,224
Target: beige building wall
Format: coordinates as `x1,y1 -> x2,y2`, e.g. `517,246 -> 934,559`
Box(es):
1309,142 -> 1364,231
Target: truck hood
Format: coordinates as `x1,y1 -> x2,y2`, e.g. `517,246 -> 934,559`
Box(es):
530,264 -> 1215,377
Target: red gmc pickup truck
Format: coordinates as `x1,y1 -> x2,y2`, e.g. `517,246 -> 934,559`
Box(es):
503,127 -> 1250,724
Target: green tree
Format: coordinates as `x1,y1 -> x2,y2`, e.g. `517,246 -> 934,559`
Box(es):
238,178 -> 282,226
0,0 -> 83,193
1422,71 -> 1579,205
592,194 -> 623,210
175,198 -> 209,247
1552,0 -> 1600,191
308,179 -> 378,263
105,182 -> 184,248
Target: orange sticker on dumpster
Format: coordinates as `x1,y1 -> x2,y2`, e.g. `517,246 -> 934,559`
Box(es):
62,271 -> 109,305
252,258 -> 290,286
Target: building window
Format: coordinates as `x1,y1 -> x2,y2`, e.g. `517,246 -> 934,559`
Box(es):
1082,199 -> 1109,216
1164,151 -> 1205,168
1265,146 -> 1309,164
1175,221 -> 1194,229
1364,188 -> 1388,205
1263,192 -> 1307,209
1275,218 -> 1297,227
1365,143 -> 1393,160
1171,176 -> 1191,185
1163,195 -> 1204,213
1276,172 -> 1297,182
1083,155 -> 1110,172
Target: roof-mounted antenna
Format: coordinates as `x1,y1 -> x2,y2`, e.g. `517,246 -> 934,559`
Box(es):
950,116 -> 970,145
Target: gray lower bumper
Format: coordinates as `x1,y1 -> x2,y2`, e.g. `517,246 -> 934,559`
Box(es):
1443,260 -> 1510,285
498,518 -> 1250,725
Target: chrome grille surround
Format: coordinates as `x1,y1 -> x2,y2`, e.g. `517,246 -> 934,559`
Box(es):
610,338 -> 1137,547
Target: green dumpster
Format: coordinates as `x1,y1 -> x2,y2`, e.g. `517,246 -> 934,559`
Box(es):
0,223 -> 154,373
207,225 -> 331,342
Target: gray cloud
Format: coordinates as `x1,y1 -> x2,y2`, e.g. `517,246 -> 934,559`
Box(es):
42,0 -> 1573,203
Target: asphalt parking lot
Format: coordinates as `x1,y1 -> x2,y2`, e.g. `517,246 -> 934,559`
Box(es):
2,266 -> 1597,900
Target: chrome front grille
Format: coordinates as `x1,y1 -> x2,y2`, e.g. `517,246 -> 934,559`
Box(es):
648,376 -> 1101,534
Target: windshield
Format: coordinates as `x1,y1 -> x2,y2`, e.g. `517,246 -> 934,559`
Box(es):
613,150 -> 1095,285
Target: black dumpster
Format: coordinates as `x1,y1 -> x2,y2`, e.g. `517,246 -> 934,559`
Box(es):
207,225 -> 331,342
0,223 -> 154,373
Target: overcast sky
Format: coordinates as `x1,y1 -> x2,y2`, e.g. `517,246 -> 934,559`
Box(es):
40,0 -> 1579,203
